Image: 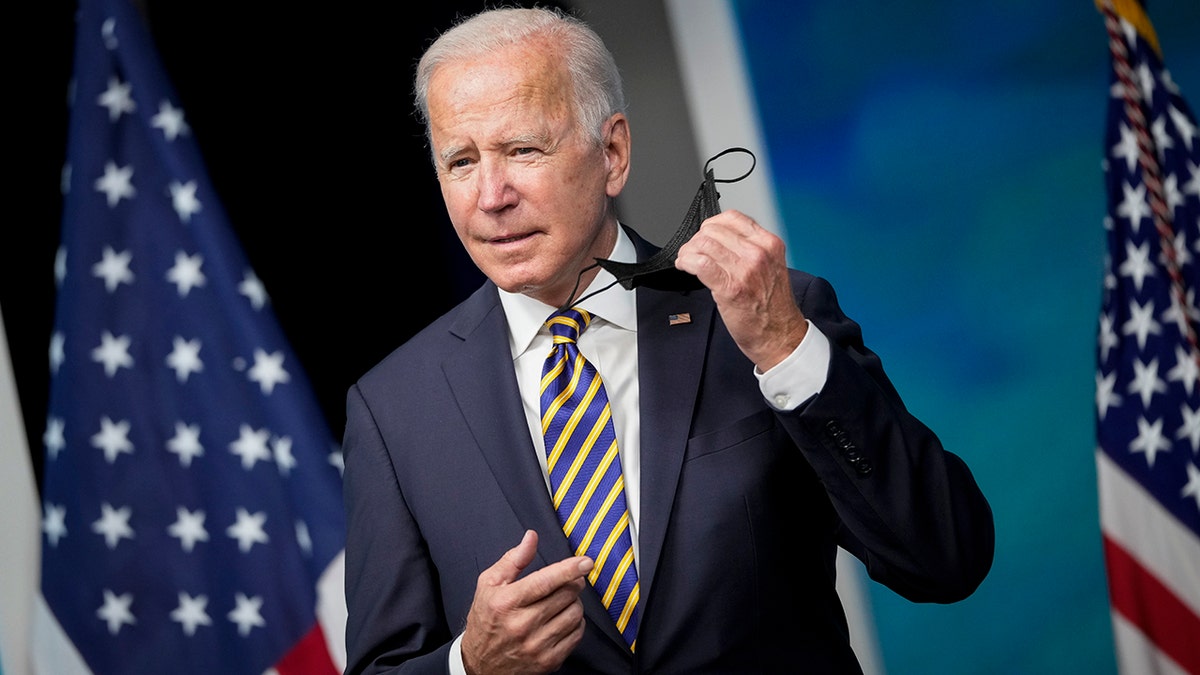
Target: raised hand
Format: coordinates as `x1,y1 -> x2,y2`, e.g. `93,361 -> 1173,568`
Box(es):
675,209 -> 809,372
461,530 -> 594,675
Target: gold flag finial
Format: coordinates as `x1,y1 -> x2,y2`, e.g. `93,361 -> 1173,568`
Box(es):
1095,0 -> 1162,58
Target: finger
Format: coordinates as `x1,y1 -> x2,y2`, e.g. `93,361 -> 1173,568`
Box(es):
700,212 -> 782,264
704,209 -> 760,238
677,212 -> 763,272
480,529 -> 538,588
511,555 -> 593,607
691,210 -> 763,251
518,602 -> 587,674
537,596 -> 587,659
675,231 -> 733,283
685,214 -> 789,285
676,231 -> 766,296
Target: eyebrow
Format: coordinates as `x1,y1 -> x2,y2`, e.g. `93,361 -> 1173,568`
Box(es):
436,144 -> 468,166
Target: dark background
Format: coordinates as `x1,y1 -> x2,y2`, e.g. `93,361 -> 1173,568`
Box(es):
5,0 -> 589,487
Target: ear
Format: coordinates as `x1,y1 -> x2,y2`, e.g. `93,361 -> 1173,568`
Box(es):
603,113 -> 631,198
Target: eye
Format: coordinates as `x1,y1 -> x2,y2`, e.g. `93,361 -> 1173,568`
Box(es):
449,157 -> 473,169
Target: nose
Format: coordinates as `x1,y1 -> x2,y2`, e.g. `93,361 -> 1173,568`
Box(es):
476,158 -> 518,213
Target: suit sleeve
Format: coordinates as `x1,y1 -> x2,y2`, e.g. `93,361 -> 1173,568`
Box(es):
784,273 -> 995,603
342,383 -> 454,675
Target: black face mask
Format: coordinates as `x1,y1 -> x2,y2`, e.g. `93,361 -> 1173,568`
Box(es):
558,147 -> 756,312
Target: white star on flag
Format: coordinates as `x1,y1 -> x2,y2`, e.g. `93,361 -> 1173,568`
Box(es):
91,503 -> 135,549
94,161 -> 136,207
167,507 -> 209,552
166,336 -> 204,382
228,593 -> 266,637
91,415 -> 133,463
226,508 -> 269,553
42,505 -> 68,548
169,180 -> 202,222
238,271 -> 269,310
247,348 -> 290,394
166,251 -> 206,296
170,593 -> 211,636
96,590 -> 136,635
166,421 -> 204,467
96,76 -> 135,121
151,101 -> 189,141
91,246 -> 134,292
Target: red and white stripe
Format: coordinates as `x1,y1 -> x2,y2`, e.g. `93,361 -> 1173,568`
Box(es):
1097,451 -> 1200,674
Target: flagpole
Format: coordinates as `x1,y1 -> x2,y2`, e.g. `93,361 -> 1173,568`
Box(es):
0,306 -> 39,675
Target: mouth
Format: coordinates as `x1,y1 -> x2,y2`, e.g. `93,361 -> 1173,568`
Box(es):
489,231 -> 536,245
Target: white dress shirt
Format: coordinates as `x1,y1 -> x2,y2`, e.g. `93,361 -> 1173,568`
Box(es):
449,224 -> 830,672
500,229 -> 645,564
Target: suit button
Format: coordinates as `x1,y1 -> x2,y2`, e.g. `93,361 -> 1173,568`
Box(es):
853,459 -> 873,476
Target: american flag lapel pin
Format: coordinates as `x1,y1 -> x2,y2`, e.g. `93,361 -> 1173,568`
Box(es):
668,312 -> 691,326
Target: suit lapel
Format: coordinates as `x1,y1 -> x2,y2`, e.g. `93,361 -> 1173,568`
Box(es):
621,224 -> 715,610
633,285 -> 713,607
441,289 -> 569,557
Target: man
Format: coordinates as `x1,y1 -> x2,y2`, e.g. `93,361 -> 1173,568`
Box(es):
341,7 -> 994,674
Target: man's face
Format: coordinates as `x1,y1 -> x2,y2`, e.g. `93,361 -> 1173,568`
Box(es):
426,40 -> 629,308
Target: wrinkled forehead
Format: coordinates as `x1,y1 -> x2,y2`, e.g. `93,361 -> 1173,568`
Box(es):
433,39 -> 569,103
427,43 -> 576,141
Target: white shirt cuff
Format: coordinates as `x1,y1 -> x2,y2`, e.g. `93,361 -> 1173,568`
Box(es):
450,633 -> 467,675
756,320 -> 830,411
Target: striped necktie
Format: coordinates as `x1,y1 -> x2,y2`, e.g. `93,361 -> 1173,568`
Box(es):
540,307 -> 640,649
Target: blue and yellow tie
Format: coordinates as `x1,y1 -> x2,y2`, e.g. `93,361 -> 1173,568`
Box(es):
540,308 -> 640,649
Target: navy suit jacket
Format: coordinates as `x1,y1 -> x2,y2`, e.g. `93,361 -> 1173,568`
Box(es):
341,226 -> 994,674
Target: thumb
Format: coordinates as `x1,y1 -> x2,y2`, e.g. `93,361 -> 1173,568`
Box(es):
488,529 -> 539,586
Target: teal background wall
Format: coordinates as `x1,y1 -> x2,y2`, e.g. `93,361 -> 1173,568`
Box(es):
733,1 -> 1200,672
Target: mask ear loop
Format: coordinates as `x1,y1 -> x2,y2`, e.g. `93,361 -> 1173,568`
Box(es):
558,262 -> 617,314
706,146 -> 756,184
557,147 -> 757,313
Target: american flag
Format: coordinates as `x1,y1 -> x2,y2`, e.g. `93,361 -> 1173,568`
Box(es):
35,0 -> 347,672
1094,1 -> 1200,673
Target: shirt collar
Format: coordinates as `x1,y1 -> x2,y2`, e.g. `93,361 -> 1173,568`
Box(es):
500,225 -> 639,359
